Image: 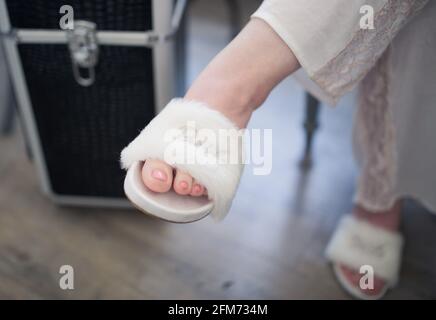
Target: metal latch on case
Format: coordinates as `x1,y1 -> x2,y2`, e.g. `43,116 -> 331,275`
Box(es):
67,20 -> 99,87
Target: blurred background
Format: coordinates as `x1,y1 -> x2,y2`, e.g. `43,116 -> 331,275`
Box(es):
0,0 -> 435,299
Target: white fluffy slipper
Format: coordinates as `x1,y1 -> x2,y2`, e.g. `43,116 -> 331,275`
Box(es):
325,215 -> 404,300
120,98 -> 244,223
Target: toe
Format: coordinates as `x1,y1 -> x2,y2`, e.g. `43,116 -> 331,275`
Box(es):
173,170 -> 193,195
190,180 -> 204,197
141,159 -> 173,193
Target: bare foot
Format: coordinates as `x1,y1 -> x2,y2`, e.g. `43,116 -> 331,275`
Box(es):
140,18 -> 299,198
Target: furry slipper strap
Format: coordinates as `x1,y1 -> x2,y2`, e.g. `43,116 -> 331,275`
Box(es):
120,98 -> 244,220
326,215 -> 403,285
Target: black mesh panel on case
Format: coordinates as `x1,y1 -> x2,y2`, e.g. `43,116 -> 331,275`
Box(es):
7,0 -> 157,198
6,0 -> 153,31
18,44 -> 155,197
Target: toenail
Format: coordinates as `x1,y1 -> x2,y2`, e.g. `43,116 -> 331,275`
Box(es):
179,181 -> 188,189
151,169 -> 167,181
193,185 -> 202,194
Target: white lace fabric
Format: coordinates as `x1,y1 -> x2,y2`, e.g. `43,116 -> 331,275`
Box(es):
252,0 -> 429,211
353,48 -> 397,211
312,0 -> 428,102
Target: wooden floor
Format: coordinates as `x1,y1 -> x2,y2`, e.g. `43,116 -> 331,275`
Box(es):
0,0 -> 435,299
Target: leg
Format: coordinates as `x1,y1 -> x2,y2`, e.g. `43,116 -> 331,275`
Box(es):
0,51 -> 15,135
225,0 -> 242,40
141,18 -> 300,195
175,0 -> 188,96
334,48 -> 402,298
0,97 -> 15,135
300,92 -> 320,169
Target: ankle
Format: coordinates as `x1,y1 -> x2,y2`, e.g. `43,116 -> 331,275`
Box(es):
353,200 -> 402,231
184,76 -> 266,129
